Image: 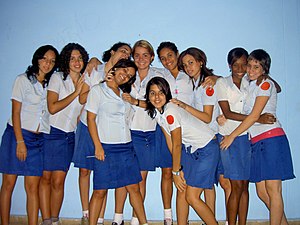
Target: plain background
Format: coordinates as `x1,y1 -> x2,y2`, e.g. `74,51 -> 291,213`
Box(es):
0,0 -> 299,221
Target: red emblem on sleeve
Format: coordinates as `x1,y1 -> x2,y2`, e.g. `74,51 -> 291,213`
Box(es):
206,87 -> 214,96
261,82 -> 270,90
166,115 -> 174,125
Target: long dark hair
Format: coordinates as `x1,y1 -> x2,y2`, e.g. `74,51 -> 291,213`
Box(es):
108,58 -> 137,93
145,77 -> 172,119
25,45 -> 59,86
102,42 -> 131,62
59,43 -> 89,80
178,47 -> 214,89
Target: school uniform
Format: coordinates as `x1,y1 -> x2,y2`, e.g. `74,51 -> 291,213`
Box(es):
85,82 -> 141,190
156,102 -> 219,189
244,79 -> 295,182
130,67 -> 164,171
0,74 -> 47,176
155,70 -> 194,168
192,79 -> 221,184
215,75 -> 251,180
73,65 -> 105,170
43,72 -> 83,172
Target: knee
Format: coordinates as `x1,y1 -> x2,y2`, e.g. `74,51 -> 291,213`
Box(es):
1,179 -> 16,192
25,181 -> 39,194
51,178 -> 65,191
185,192 -> 196,206
220,178 -> 231,193
93,190 -> 107,200
79,169 -> 90,178
162,168 -> 172,181
127,184 -> 140,195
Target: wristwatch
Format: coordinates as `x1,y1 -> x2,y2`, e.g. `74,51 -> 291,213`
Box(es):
172,165 -> 183,176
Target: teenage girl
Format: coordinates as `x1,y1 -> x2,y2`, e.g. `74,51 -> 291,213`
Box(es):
0,45 -> 59,225
73,42 -> 131,225
39,43 -> 88,225
156,41 -> 194,225
145,76 -> 219,225
121,40 -> 164,225
220,49 -> 295,225
86,59 -> 148,225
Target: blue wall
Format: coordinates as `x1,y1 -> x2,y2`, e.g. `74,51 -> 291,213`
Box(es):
0,0 -> 299,221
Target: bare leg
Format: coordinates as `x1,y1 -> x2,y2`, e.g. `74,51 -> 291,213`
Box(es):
186,186 -> 217,225
79,168 -> 91,213
99,191 -> 107,219
219,175 -> 231,221
161,168 -> 173,210
115,187 -> 127,214
39,171 -> 52,220
24,176 -> 40,225
238,181 -> 249,225
89,190 -> 108,225
176,190 -> 189,225
126,183 -> 147,224
133,171 -> 148,218
0,174 -> 17,225
50,171 -> 67,218
204,186 -> 216,215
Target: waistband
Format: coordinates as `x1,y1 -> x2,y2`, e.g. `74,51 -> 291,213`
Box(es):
251,128 -> 285,144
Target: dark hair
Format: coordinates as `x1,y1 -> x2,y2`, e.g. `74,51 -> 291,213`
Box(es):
102,42 -> 131,62
156,41 -> 179,59
248,49 -> 271,75
227,47 -> 249,66
59,43 -> 89,80
145,77 -> 172,119
178,47 -> 214,88
25,45 -> 59,86
109,58 -> 138,93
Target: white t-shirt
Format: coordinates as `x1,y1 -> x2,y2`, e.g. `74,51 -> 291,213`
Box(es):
163,69 -> 194,105
130,67 -> 164,131
47,72 -> 83,132
85,82 -> 133,144
215,75 -> 249,136
8,73 -> 50,133
155,102 -> 215,153
244,78 -> 281,137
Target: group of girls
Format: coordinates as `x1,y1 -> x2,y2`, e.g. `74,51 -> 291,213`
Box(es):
0,39 -> 295,225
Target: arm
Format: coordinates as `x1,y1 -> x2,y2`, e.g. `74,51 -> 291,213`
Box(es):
47,76 -> 84,114
201,75 -> 221,88
170,127 -> 186,192
122,93 -> 147,108
12,100 -> 27,161
87,111 -> 105,161
220,96 -> 269,150
79,83 -> 90,105
84,57 -> 102,75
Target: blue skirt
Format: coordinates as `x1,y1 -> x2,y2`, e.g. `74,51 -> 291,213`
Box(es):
73,121 -> 94,170
43,126 -> 75,172
155,125 -> 172,168
0,124 -> 43,176
182,138 -> 219,189
93,142 -> 142,190
131,130 -> 156,171
250,135 -> 295,183
220,134 -> 251,180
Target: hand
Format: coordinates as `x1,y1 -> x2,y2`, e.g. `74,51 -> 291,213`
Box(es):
257,113 -> 276,124
220,135 -> 234,150
202,75 -> 218,88
95,145 -> 105,161
217,114 -> 227,126
122,93 -> 137,105
16,142 -> 27,161
105,70 -> 115,82
84,57 -> 101,75
74,76 -> 85,95
173,171 -> 186,192
170,98 -> 187,109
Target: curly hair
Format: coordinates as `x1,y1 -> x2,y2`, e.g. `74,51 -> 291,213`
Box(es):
145,77 -> 172,119
59,43 -> 89,80
25,45 -> 59,86
156,41 -> 179,59
102,42 -> 131,62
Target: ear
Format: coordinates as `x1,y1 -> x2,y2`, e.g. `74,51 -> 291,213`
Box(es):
151,55 -> 154,63
111,50 -> 115,56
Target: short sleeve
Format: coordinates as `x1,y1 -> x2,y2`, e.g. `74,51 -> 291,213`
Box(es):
11,75 -> 28,102
47,73 -> 62,94
85,85 -> 101,115
165,106 -> 181,132
201,86 -> 216,105
257,80 -> 273,97
215,78 -> 228,101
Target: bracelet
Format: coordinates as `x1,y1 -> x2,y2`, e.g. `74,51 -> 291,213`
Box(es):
172,165 -> 183,176
136,99 -> 140,106
16,140 -> 24,144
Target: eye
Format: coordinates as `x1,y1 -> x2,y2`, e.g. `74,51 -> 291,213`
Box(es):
149,91 -> 155,96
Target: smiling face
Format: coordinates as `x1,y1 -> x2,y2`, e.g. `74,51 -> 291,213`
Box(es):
230,55 -> 247,80
133,46 -> 153,70
181,54 -> 202,79
159,47 -> 179,72
38,50 -> 56,76
113,67 -> 136,85
247,59 -> 264,81
148,84 -> 167,112
69,50 -> 84,75
111,45 -> 132,64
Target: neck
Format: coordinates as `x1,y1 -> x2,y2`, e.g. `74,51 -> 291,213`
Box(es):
138,67 -> 150,81
170,68 -> 179,78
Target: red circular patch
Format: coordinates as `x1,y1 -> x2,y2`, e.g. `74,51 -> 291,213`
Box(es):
206,87 -> 214,96
166,115 -> 174,125
261,82 -> 270,90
